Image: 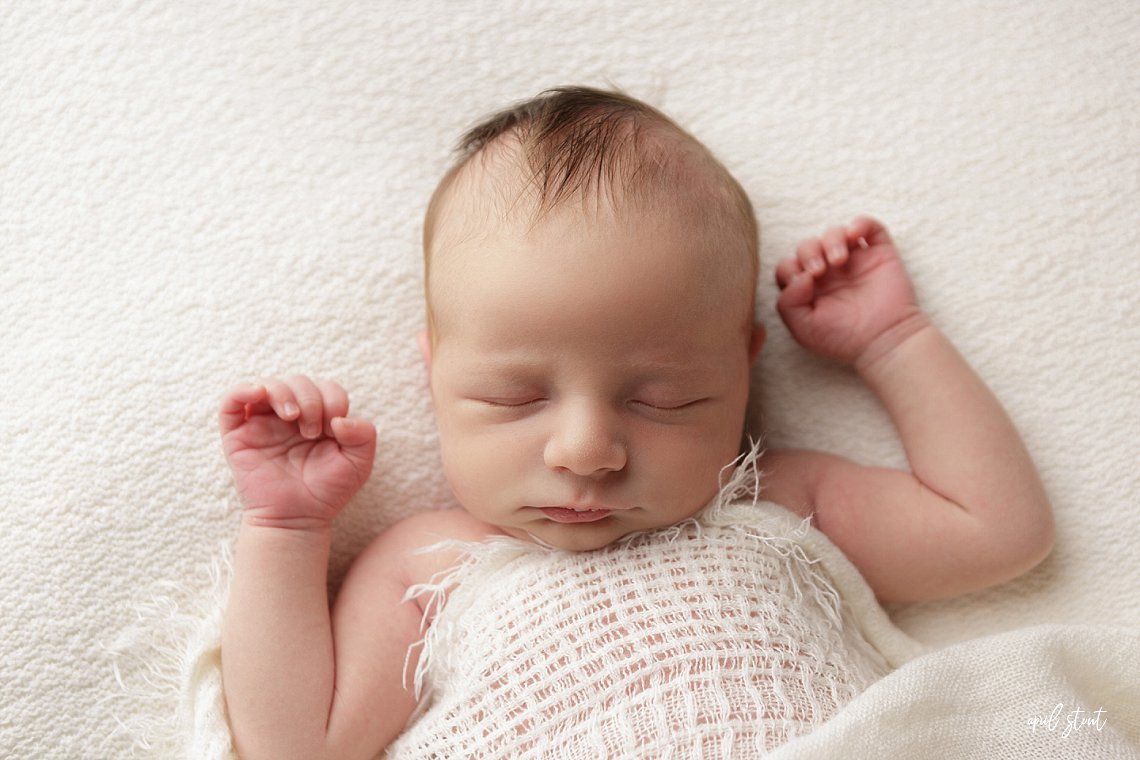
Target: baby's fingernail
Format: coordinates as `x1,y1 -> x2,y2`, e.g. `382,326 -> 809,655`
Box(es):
828,246 -> 845,263
283,402 -> 299,417
810,258 -> 826,273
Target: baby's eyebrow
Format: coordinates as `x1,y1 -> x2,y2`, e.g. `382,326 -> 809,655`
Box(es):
458,357 -> 546,379
453,349 -> 719,384
469,358 -> 703,375
621,357 -> 725,381
627,360 -> 701,375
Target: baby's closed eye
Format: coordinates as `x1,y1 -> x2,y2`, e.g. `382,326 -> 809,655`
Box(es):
477,396 -> 546,408
626,396 -> 713,423
629,397 -> 707,411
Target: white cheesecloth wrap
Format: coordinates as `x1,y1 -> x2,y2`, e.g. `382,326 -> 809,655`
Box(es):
387,452 -> 924,758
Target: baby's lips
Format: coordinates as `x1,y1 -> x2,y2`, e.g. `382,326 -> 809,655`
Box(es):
536,506 -> 615,524
531,502 -> 632,513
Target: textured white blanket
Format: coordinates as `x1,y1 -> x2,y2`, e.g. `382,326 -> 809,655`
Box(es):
3,2 -> 1138,758
772,623 -> 1140,759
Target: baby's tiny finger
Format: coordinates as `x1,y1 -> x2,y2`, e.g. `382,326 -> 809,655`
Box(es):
260,378 -> 299,418
317,380 -> 350,437
796,238 -> 827,276
777,270 -> 816,312
848,216 -> 892,248
286,375 -> 325,439
226,382 -> 268,410
330,416 -> 374,446
775,257 -> 803,289
330,417 -> 377,473
821,225 -> 849,266
219,382 -> 267,432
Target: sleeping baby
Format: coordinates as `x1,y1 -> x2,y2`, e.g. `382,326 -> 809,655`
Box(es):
218,86 -> 1055,759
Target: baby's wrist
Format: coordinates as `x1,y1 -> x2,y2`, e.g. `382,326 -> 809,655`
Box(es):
853,310 -> 933,375
239,508 -> 337,536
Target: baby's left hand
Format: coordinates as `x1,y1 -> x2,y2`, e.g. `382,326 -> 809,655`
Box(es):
775,217 -> 922,366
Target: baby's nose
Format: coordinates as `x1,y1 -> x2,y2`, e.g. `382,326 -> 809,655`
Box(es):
543,400 -> 627,477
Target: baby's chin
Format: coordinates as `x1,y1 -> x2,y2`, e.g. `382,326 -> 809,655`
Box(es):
504,513 -> 674,553
523,525 -> 633,552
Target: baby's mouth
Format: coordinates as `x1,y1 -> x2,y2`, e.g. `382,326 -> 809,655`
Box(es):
534,506 -> 615,524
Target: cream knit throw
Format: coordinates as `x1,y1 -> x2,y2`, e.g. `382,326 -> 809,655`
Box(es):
388,454 -> 923,758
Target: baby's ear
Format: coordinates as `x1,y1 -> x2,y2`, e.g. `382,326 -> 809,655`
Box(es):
416,330 -> 433,370
749,323 -> 766,363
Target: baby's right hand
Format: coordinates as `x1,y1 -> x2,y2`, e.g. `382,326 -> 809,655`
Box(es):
220,377 -> 377,529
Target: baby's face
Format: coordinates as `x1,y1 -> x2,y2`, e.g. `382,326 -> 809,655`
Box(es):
427,202 -> 757,551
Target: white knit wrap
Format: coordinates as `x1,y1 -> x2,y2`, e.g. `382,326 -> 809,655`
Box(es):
388,453 -> 922,759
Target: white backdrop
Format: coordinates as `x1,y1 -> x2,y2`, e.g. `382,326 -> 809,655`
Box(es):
3,2 -> 1138,757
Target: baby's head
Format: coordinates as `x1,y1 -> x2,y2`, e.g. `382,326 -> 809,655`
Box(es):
421,86 -> 763,550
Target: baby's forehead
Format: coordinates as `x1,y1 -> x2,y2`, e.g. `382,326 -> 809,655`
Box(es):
433,176 -> 702,283
434,130 -> 714,245
425,124 -> 758,329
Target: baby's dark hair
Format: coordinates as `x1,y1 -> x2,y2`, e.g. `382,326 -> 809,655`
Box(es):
456,86 -> 747,217
423,86 -> 759,322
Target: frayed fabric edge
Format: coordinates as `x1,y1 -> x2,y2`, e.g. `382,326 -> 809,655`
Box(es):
403,535 -> 548,710
707,437 -> 926,668
104,541 -> 237,760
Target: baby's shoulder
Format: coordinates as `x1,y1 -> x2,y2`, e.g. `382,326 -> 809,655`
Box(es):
357,508 -> 503,590
387,507 -> 503,548
754,449 -> 822,519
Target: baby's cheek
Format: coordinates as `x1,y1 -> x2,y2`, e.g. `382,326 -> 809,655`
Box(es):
437,432 -> 503,506
436,430 -> 475,498
654,428 -> 739,505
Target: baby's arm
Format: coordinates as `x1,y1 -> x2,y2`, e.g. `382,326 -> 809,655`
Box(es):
764,218 -> 1054,602
219,378 -> 421,760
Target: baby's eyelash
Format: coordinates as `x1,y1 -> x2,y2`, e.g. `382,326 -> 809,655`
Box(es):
470,396 -> 707,413
631,398 -> 706,412
480,397 -> 544,408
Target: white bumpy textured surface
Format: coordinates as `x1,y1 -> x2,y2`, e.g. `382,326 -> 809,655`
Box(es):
4,2 -> 1138,757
